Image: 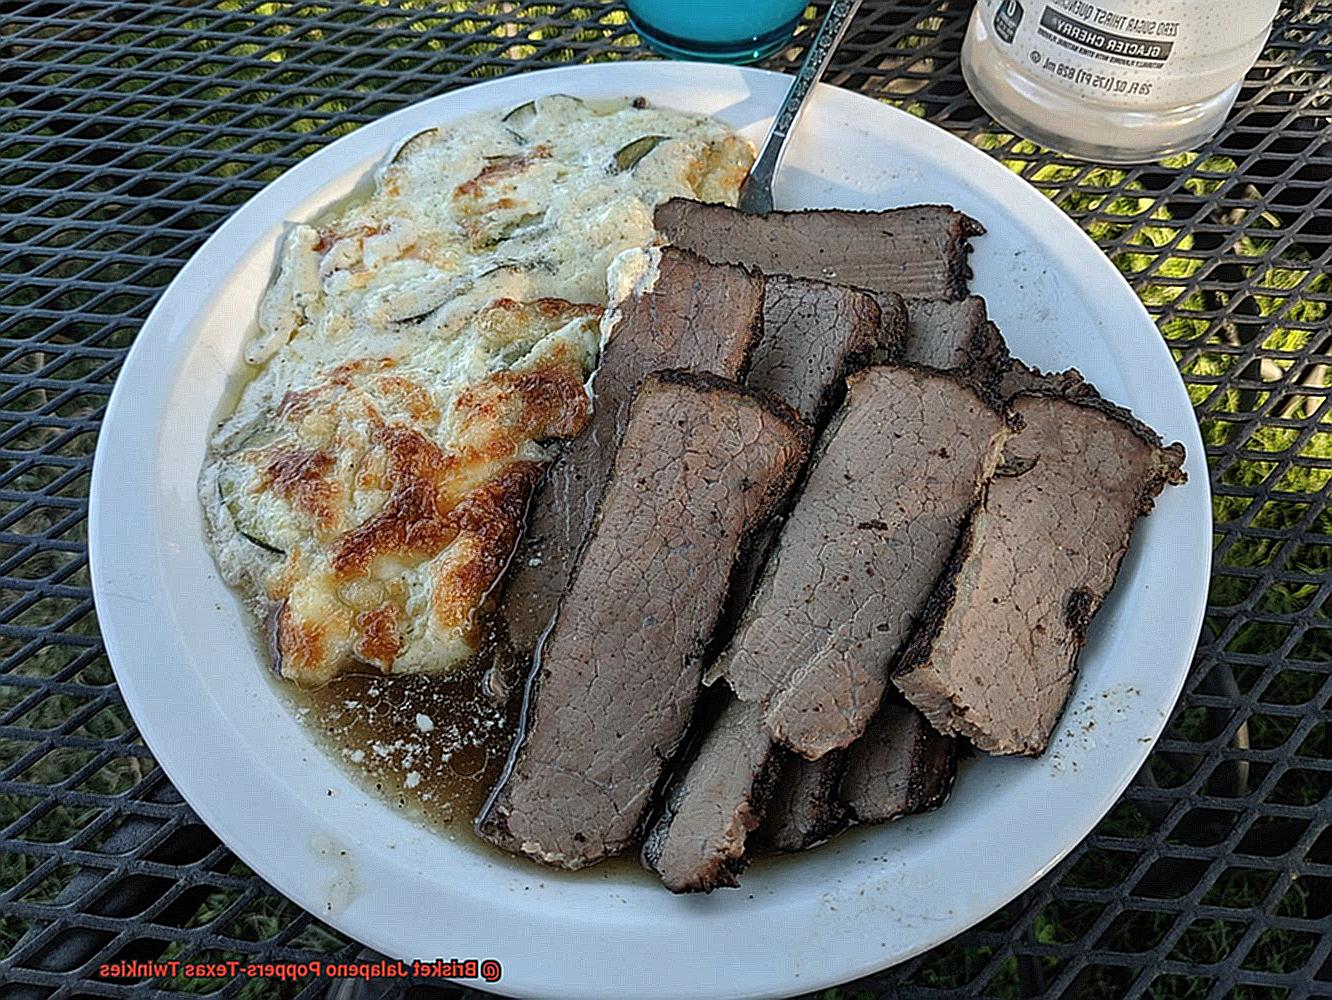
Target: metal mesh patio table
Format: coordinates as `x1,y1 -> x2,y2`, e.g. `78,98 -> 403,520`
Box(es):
1,2 -> 1329,997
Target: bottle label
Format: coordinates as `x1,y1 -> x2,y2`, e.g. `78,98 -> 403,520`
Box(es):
993,0 -> 1024,43
977,0 -> 1278,107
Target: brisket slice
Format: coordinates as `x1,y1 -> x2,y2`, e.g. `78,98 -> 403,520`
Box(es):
894,385 -> 1187,756
641,696 -> 782,893
476,371 -> 808,868
760,700 -> 955,850
758,750 -> 848,852
655,199 -> 983,301
903,296 -> 1010,378
720,278 -> 905,623
839,700 -> 957,823
710,365 -> 1011,760
501,246 -> 763,653
638,281 -> 905,891
751,276 -> 904,424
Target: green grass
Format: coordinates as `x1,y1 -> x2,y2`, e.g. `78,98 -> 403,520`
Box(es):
3,2 -> 1329,995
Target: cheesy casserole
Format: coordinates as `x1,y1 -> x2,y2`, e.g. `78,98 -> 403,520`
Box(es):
200,95 -> 752,686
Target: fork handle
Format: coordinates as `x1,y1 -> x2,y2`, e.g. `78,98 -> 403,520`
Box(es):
737,0 -> 864,215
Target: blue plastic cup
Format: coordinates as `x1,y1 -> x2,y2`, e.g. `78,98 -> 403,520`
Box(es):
627,0 -> 810,64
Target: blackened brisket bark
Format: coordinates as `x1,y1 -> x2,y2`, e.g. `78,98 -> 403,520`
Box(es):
758,750 -> 848,852
839,700 -> 957,823
655,199 -> 983,301
996,361 -> 1096,402
641,696 -> 781,892
711,365 -> 1011,760
501,246 -> 764,653
477,372 -> 808,868
751,276 -> 904,422
894,385 -> 1186,756
903,296 -> 1009,378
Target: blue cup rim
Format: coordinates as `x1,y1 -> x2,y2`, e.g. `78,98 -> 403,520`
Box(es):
627,7 -> 805,64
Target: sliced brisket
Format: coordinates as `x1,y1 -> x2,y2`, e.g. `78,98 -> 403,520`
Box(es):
711,365 -> 1011,760
501,246 -> 764,653
720,277 -> 905,628
750,276 -> 905,422
839,700 -> 957,823
655,199 -> 983,301
758,750 -> 847,852
641,696 -> 780,893
639,280 -> 905,890
477,371 -> 808,868
903,296 -> 1009,376
894,385 -> 1186,756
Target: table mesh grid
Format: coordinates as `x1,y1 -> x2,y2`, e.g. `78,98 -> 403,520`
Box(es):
1,2 -> 1329,997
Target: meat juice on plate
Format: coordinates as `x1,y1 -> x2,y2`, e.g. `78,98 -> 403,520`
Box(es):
277,622 -> 658,884
282,623 -> 521,829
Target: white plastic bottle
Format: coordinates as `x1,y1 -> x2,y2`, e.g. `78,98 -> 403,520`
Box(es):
962,0 -> 1280,163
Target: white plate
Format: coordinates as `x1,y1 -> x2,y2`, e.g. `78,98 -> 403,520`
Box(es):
89,63 -> 1210,1000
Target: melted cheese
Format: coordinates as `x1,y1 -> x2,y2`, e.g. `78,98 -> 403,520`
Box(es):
201,96 -> 752,686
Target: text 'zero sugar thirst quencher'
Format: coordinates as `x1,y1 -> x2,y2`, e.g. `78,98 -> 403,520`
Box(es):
962,0 -> 1280,163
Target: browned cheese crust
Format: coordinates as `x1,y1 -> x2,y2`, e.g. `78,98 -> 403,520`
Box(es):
259,298 -> 599,683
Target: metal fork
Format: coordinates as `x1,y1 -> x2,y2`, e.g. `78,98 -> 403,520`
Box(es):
736,0 -> 864,216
